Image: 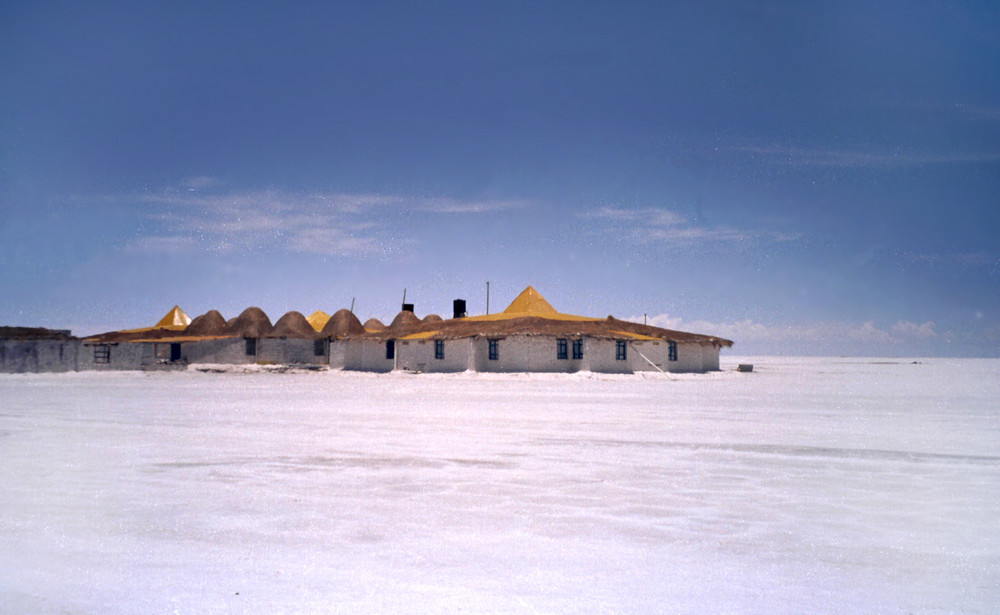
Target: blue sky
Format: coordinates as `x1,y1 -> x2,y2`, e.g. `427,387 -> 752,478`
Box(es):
1,1 -> 998,356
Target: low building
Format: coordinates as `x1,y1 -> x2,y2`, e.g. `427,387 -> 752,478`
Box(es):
336,286 -> 732,374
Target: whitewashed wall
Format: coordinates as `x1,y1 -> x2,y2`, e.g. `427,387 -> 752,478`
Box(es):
0,340 -> 79,373
396,338 -> 472,372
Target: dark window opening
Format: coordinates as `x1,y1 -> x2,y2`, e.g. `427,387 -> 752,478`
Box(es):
170,343 -> 182,362
386,340 -> 395,360
314,339 -> 326,356
668,341 -> 678,361
434,340 -> 444,360
615,340 -> 627,361
245,338 -> 257,356
93,344 -> 110,364
488,339 -> 499,361
556,338 -> 568,360
572,339 -> 583,360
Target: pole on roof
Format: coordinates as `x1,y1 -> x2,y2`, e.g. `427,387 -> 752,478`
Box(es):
402,288 -> 407,309
644,313 -> 647,325
486,281 -> 490,315
350,297 -> 355,314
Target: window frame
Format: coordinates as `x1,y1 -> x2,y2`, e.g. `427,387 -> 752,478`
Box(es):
615,340 -> 627,361
668,341 -> 678,361
556,338 -> 568,360
572,339 -> 583,360
93,344 -> 110,364
434,339 -> 445,360
488,338 -> 499,361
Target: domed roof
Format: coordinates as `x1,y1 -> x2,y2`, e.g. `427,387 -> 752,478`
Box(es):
321,309 -> 365,337
422,314 -> 443,323
227,307 -> 273,337
363,318 -> 386,331
184,310 -> 228,336
389,310 -> 421,329
269,311 -> 317,338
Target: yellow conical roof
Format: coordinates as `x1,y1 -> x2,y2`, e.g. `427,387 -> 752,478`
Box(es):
155,305 -> 192,330
464,286 -> 599,322
307,310 -> 331,331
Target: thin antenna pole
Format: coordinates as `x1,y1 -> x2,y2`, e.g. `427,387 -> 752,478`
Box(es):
644,313 -> 647,325
350,297 -> 355,313
486,281 -> 490,315
402,288 -> 407,308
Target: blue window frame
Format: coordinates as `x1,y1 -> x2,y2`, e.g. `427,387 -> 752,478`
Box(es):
434,339 -> 445,360
557,338 -> 568,359
572,339 -> 583,360
668,341 -> 678,361
488,339 -> 499,361
615,340 -> 627,361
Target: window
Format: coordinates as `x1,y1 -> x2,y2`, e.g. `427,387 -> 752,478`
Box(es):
572,339 -> 583,360
93,344 -> 110,364
434,339 -> 445,360
245,338 -> 257,356
556,338 -> 568,359
386,340 -> 395,360
170,343 -> 182,362
314,339 -> 326,356
488,339 -> 499,361
615,340 -> 627,361
668,341 -> 678,361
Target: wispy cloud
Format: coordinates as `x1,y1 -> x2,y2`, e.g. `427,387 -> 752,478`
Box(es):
725,144 -> 1000,168
123,183 -> 519,257
631,313 -> 940,354
580,206 -> 798,247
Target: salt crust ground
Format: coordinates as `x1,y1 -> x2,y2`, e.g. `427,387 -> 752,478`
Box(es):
1,357 -> 998,614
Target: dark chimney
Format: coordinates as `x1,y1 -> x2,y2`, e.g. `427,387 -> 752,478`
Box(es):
402,303 -> 414,313
453,299 -> 467,319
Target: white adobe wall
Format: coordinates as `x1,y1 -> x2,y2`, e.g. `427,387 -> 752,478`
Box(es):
182,338 -> 256,365
702,345 -> 721,371
78,342 -> 145,371
584,338 -> 633,373
339,339 -> 394,372
472,336 -> 590,373
257,339 -> 326,365
396,338 -> 472,372
0,340 -> 80,373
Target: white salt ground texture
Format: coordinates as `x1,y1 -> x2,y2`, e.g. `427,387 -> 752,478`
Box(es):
1,357 -> 998,614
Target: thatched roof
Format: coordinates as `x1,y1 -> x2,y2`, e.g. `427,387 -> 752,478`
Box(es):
321,309 -> 365,337
422,314 -> 443,323
227,307 -> 273,338
184,310 -> 228,336
363,318 -> 386,331
307,311 -> 331,331
389,310 -> 421,330
269,311 -> 318,338
0,326 -> 75,341
344,287 -> 734,347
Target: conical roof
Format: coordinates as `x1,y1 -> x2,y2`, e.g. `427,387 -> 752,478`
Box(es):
227,307 -> 273,337
184,310 -> 228,336
307,310 -> 331,331
503,286 -> 558,316
363,318 -> 386,331
155,305 -> 192,330
464,286 -> 598,323
389,310 -> 421,329
321,309 -> 365,337
269,311 -> 317,338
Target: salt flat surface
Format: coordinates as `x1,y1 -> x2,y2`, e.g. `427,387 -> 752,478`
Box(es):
1,357 -> 998,614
